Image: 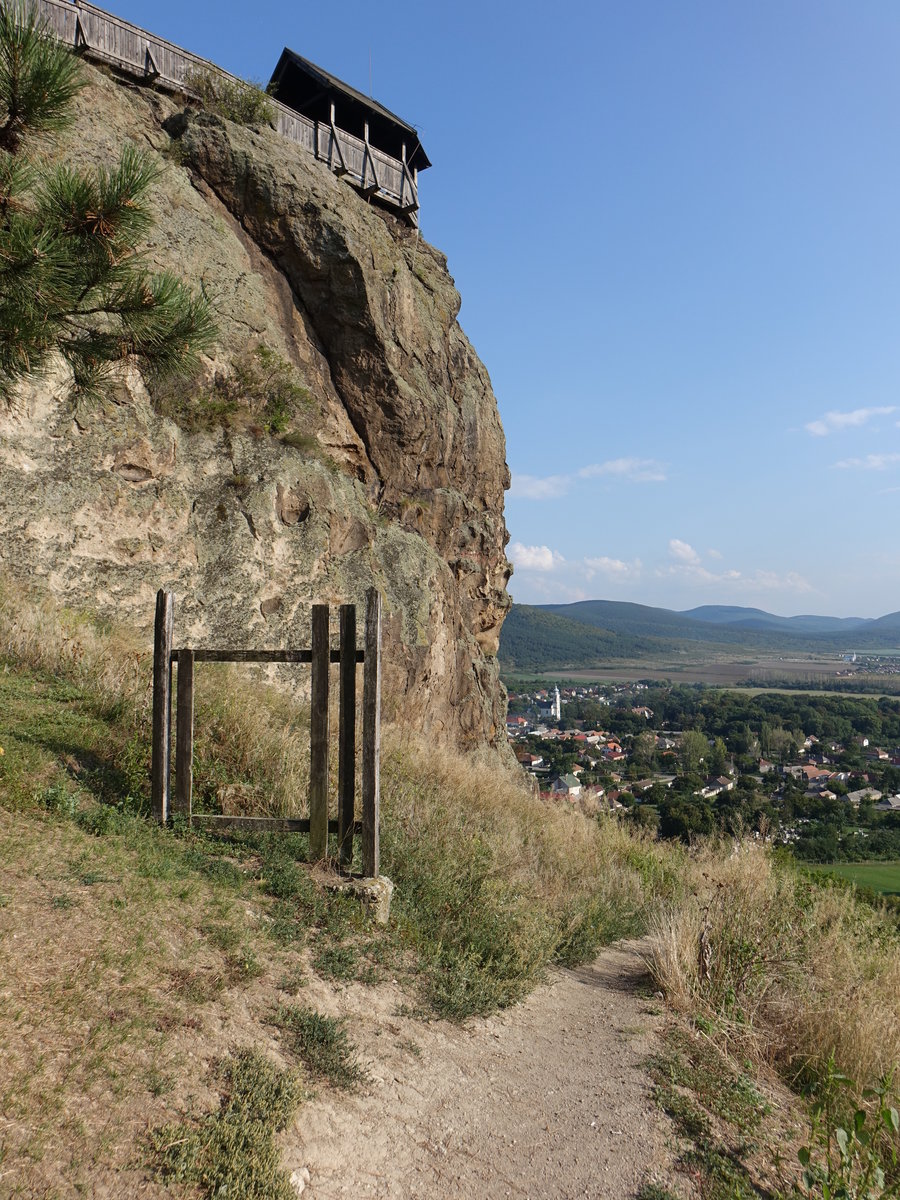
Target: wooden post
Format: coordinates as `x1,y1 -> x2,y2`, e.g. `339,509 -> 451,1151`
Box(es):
361,588 -> 382,878
151,589 -> 174,824
338,604 -> 357,871
174,648 -> 194,818
309,604 -> 330,860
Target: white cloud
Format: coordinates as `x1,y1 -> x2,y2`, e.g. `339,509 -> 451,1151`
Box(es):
510,457 -> 667,498
657,560 -> 812,594
508,472 -> 571,500
669,538 -> 701,565
750,570 -> 812,592
584,556 -> 642,583
579,457 -> 667,483
707,548 -> 723,559
833,453 -> 900,470
508,541 -> 565,572
805,407 -> 896,436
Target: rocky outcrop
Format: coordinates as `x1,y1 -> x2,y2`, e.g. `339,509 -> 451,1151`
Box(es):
0,62 -> 512,751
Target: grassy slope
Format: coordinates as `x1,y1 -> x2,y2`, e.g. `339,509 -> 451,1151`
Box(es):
3,586 -> 900,1196
0,585 -> 680,1195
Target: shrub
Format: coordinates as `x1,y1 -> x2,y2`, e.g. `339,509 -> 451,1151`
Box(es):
184,67 -> 274,126
152,342 -> 313,437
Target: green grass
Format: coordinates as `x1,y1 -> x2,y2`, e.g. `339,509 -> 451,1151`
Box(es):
811,861 -> 900,896
151,1049 -> 302,1199
274,1006 -> 366,1089
648,1028 -> 773,1199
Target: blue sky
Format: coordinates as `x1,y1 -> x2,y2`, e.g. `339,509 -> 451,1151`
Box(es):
111,0 -> 900,617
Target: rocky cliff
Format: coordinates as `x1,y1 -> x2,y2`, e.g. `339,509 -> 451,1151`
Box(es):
0,62 -> 512,751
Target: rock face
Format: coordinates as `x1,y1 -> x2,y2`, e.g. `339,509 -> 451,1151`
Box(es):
0,63 -> 512,752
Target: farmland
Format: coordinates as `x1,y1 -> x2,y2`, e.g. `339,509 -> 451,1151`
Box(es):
811,861 -> 900,896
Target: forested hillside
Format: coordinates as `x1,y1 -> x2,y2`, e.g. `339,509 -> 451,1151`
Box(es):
501,599 -> 900,670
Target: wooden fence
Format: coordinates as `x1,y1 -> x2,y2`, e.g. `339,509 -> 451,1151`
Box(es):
30,0 -> 419,219
151,588 -> 382,876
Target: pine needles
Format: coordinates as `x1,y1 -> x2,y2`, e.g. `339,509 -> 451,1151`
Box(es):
0,4 -> 216,402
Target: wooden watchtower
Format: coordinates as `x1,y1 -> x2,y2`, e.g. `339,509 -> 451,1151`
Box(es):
269,49 -> 430,221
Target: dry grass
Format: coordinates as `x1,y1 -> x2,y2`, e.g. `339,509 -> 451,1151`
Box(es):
646,839 -> 900,1090
380,736 -> 684,1016
0,578 -> 310,816
8,574 -> 900,1148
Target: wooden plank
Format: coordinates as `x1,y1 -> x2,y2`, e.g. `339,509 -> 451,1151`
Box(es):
191,815 -> 362,834
338,604 -> 357,869
309,604 -> 330,860
151,589 -> 174,823
174,648 -> 194,817
361,588 -> 382,878
170,648 -> 363,664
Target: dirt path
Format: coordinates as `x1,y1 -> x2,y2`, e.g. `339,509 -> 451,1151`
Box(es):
285,940 -> 688,1199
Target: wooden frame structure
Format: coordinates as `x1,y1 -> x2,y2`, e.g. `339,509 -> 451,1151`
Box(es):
151,588 -> 382,876
30,0 -> 424,222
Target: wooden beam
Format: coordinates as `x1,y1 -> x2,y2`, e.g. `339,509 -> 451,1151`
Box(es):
151,589 -> 174,824
361,124 -> 380,198
361,588 -> 382,877
309,604 -> 330,860
338,604 -> 357,869
191,814 -> 362,834
174,648 -> 194,817
170,649 -> 363,664
329,121 -> 348,175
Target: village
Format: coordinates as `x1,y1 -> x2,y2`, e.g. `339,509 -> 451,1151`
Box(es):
506,682 -> 900,852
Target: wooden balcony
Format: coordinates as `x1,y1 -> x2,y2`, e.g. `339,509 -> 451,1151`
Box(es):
33,0 -> 420,221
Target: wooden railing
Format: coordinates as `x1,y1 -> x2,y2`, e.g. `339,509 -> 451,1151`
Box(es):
32,0 -> 419,218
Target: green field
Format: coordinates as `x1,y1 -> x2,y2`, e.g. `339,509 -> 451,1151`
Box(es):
812,861 -> 900,896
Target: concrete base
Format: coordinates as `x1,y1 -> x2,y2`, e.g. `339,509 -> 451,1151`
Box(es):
324,873 -> 394,925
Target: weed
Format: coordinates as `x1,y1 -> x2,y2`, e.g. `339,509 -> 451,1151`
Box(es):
152,343 -> 313,438
261,855 -> 318,905
648,1028 -> 771,1199
267,899 -> 307,947
168,967 -> 225,1005
226,947 -> 264,986
647,840 -> 900,1092
277,965 -> 307,993
280,430 -> 318,452
146,1069 -> 175,1097
274,1006 -> 366,1089
151,1049 -> 302,1199
637,1187 -> 681,1200
796,1059 -> 900,1200
313,944 -> 358,982
43,780 -> 78,818
201,921 -> 241,952
655,1028 -> 769,1134
159,136 -> 187,166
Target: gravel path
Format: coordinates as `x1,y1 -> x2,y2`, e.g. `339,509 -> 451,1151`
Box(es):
287,940 -> 688,1199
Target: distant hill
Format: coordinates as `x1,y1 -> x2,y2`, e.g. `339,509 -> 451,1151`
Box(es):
498,605 -> 672,672
499,599 -> 900,671
864,611 -> 900,632
680,606 -> 869,635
